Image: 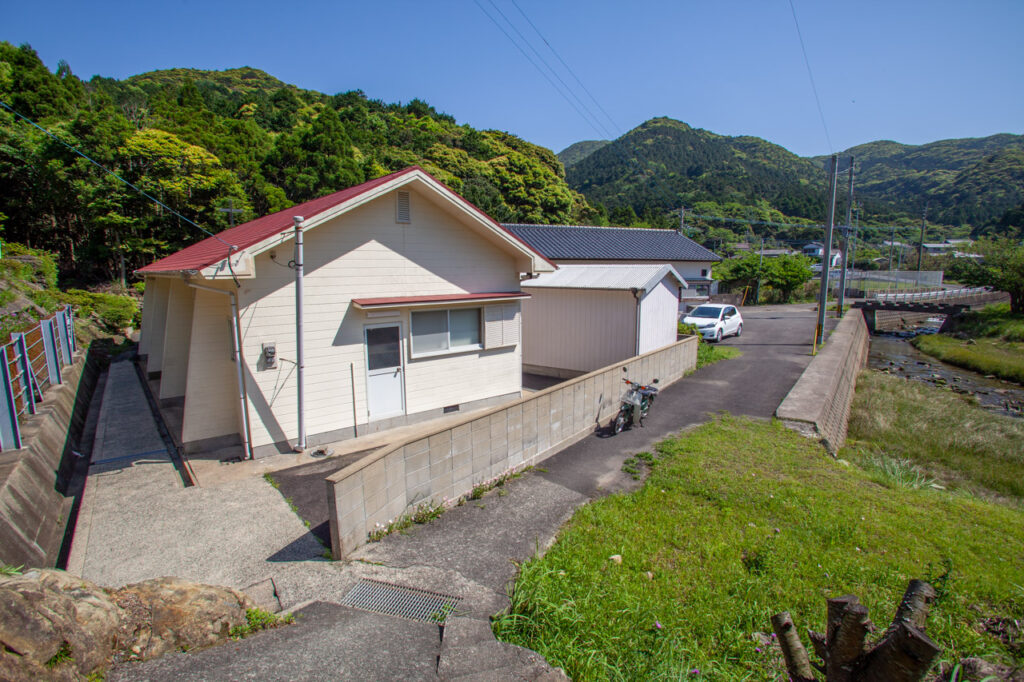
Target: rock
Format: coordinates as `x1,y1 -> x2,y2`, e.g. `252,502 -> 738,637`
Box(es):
609,555 -> 622,565
113,577 -> 254,660
0,570 -> 255,681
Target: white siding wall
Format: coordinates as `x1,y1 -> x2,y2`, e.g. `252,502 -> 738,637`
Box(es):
236,187 -> 522,449
522,288 -> 636,374
159,280 -> 194,400
140,277 -> 170,370
638,277 -> 681,354
182,288 -> 240,444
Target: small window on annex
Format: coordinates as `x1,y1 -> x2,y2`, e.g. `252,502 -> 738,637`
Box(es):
411,308 -> 481,356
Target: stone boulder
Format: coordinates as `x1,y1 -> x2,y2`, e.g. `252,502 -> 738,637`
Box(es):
0,569 -> 255,681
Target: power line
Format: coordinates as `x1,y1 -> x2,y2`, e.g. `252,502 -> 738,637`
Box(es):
787,0 -> 833,153
473,0 -> 611,139
509,0 -> 621,135
0,99 -> 237,251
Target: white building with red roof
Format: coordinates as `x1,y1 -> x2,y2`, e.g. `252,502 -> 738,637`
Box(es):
137,166 -> 554,459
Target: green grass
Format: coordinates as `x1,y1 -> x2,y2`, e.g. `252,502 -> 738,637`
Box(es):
910,303 -> 1024,385
846,370 -> 1024,502
229,608 -> 294,639
696,343 -> 741,369
911,334 -> 1024,385
493,416 -> 1024,680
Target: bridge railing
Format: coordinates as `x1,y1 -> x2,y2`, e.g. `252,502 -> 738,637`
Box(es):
0,307 -> 77,451
869,286 -> 991,304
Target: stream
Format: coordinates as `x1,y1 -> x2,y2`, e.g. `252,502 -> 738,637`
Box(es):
868,324 -> 1024,418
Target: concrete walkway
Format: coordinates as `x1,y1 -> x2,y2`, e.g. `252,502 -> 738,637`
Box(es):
86,305 -> 826,680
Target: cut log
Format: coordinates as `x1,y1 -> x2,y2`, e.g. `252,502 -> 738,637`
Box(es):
808,629 -> 828,663
826,602 -> 872,682
827,595 -> 860,644
889,580 -> 938,633
771,612 -> 816,682
859,622 -> 941,682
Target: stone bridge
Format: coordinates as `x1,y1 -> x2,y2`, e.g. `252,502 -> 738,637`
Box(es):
854,287 -> 1008,332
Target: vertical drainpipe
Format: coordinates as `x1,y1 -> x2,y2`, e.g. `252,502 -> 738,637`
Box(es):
630,287 -> 642,356
294,216 -> 306,452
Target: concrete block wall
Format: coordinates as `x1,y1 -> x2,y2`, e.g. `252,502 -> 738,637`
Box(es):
0,352 -> 89,567
776,311 -> 869,453
326,336 -> 698,559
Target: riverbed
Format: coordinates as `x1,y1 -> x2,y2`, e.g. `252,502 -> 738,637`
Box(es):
868,330 -> 1024,418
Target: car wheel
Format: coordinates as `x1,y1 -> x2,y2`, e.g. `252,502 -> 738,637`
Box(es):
715,328 -> 723,343
735,323 -> 742,338
613,412 -> 627,434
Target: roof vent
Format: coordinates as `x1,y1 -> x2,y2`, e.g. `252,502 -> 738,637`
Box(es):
396,191 -> 411,224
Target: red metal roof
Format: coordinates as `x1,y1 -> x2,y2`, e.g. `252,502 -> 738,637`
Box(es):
137,166 -> 554,274
352,292 -> 530,308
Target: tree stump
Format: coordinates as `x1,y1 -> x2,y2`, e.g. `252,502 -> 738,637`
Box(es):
771,580 -> 941,682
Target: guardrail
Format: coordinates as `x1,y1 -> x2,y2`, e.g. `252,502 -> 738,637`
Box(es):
869,287 -> 990,303
0,306 -> 76,451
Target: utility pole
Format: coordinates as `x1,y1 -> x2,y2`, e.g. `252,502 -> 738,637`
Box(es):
218,198 -> 243,228
887,226 -> 895,271
678,206 -> 686,235
917,204 -> 928,279
815,154 -> 839,348
755,236 -> 765,304
837,157 -> 854,313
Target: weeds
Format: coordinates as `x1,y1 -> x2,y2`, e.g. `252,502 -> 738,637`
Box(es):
45,642 -> 74,668
262,472 -> 279,489
0,563 -> 23,576
229,608 -> 294,639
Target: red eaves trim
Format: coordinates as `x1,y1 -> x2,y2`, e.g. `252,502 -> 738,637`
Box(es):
352,292 -> 530,308
136,165 -> 554,275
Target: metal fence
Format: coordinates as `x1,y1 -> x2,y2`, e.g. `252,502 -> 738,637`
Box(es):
869,286 -> 990,303
0,306 -> 76,451
845,270 -> 945,287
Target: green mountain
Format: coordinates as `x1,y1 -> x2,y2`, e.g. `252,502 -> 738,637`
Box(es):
566,117 -> 828,223
0,44 -> 595,280
565,116 -> 1024,235
558,139 -> 609,167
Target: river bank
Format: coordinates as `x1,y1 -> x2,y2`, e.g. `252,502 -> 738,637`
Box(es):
868,330 -> 1024,418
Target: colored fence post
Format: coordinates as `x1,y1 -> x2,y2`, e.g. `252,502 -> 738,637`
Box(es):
40,318 -> 62,386
12,333 -> 35,416
55,307 -> 73,365
65,306 -> 77,354
0,346 -> 22,451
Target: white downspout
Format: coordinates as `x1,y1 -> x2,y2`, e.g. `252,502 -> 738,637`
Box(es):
186,281 -> 253,461
630,287 -> 643,356
293,216 -> 306,452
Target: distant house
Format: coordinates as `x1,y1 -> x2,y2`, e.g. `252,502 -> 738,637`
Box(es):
803,242 -> 841,267
520,264 -> 686,378
503,223 -> 721,298
922,242 -> 954,255
136,167 -> 553,459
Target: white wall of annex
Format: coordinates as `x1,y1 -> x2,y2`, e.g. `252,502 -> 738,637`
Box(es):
638,277 -> 681,355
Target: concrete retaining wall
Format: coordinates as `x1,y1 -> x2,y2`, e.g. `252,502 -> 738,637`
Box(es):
0,351 -> 91,568
776,311 -> 869,453
326,336 -> 699,559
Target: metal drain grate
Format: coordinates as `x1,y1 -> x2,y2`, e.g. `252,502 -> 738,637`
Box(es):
341,579 -> 461,624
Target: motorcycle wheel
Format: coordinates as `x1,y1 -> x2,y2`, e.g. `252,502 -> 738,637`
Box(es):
613,412 -> 627,434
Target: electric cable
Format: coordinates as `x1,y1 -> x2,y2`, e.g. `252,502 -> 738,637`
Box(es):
788,0 -> 833,153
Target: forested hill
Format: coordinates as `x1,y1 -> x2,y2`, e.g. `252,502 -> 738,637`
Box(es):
0,43 -> 595,280
814,135 -> 1024,227
558,139 -> 609,167
565,117 -> 829,224
563,116 -> 1024,232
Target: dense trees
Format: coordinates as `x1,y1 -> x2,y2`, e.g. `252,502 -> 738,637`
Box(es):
0,42 -> 593,281
953,239 -> 1024,314
714,252 -> 813,304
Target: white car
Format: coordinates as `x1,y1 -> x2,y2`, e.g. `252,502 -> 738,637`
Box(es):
682,303 -> 743,342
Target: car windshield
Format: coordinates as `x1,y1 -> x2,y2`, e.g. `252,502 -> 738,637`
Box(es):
689,306 -> 721,318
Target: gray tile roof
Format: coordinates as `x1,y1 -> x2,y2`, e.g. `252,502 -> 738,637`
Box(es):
503,224 -> 721,262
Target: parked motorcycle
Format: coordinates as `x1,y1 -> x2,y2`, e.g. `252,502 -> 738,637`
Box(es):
612,370 -> 659,434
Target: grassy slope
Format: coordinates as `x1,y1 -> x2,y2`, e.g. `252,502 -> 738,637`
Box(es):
495,415 -> 1024,680
911,303 -> 1024,385
847,370 -> 1024,501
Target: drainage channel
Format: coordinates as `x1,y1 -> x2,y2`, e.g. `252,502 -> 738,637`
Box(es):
341,578 -> 461,624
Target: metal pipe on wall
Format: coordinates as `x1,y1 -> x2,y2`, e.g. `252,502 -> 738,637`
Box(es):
186,281 -> 253,460
293,216 -> 306,452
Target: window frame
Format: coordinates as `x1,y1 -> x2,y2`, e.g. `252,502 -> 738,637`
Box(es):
409,306 -> 483,359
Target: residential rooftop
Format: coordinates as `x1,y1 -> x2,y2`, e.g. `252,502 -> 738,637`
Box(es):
502,223 -> 721,262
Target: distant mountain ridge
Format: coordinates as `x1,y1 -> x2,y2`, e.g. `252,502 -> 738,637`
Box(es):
561,117 -> 1024,229
558,139 -> 609,167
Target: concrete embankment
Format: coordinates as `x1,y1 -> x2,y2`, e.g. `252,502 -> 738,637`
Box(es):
776,311 -> 869,453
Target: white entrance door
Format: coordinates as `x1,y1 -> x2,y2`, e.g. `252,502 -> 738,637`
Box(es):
365,324 -> 405,420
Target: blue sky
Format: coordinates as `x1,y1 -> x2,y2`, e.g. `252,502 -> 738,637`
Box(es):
4,0 -> 1022,157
